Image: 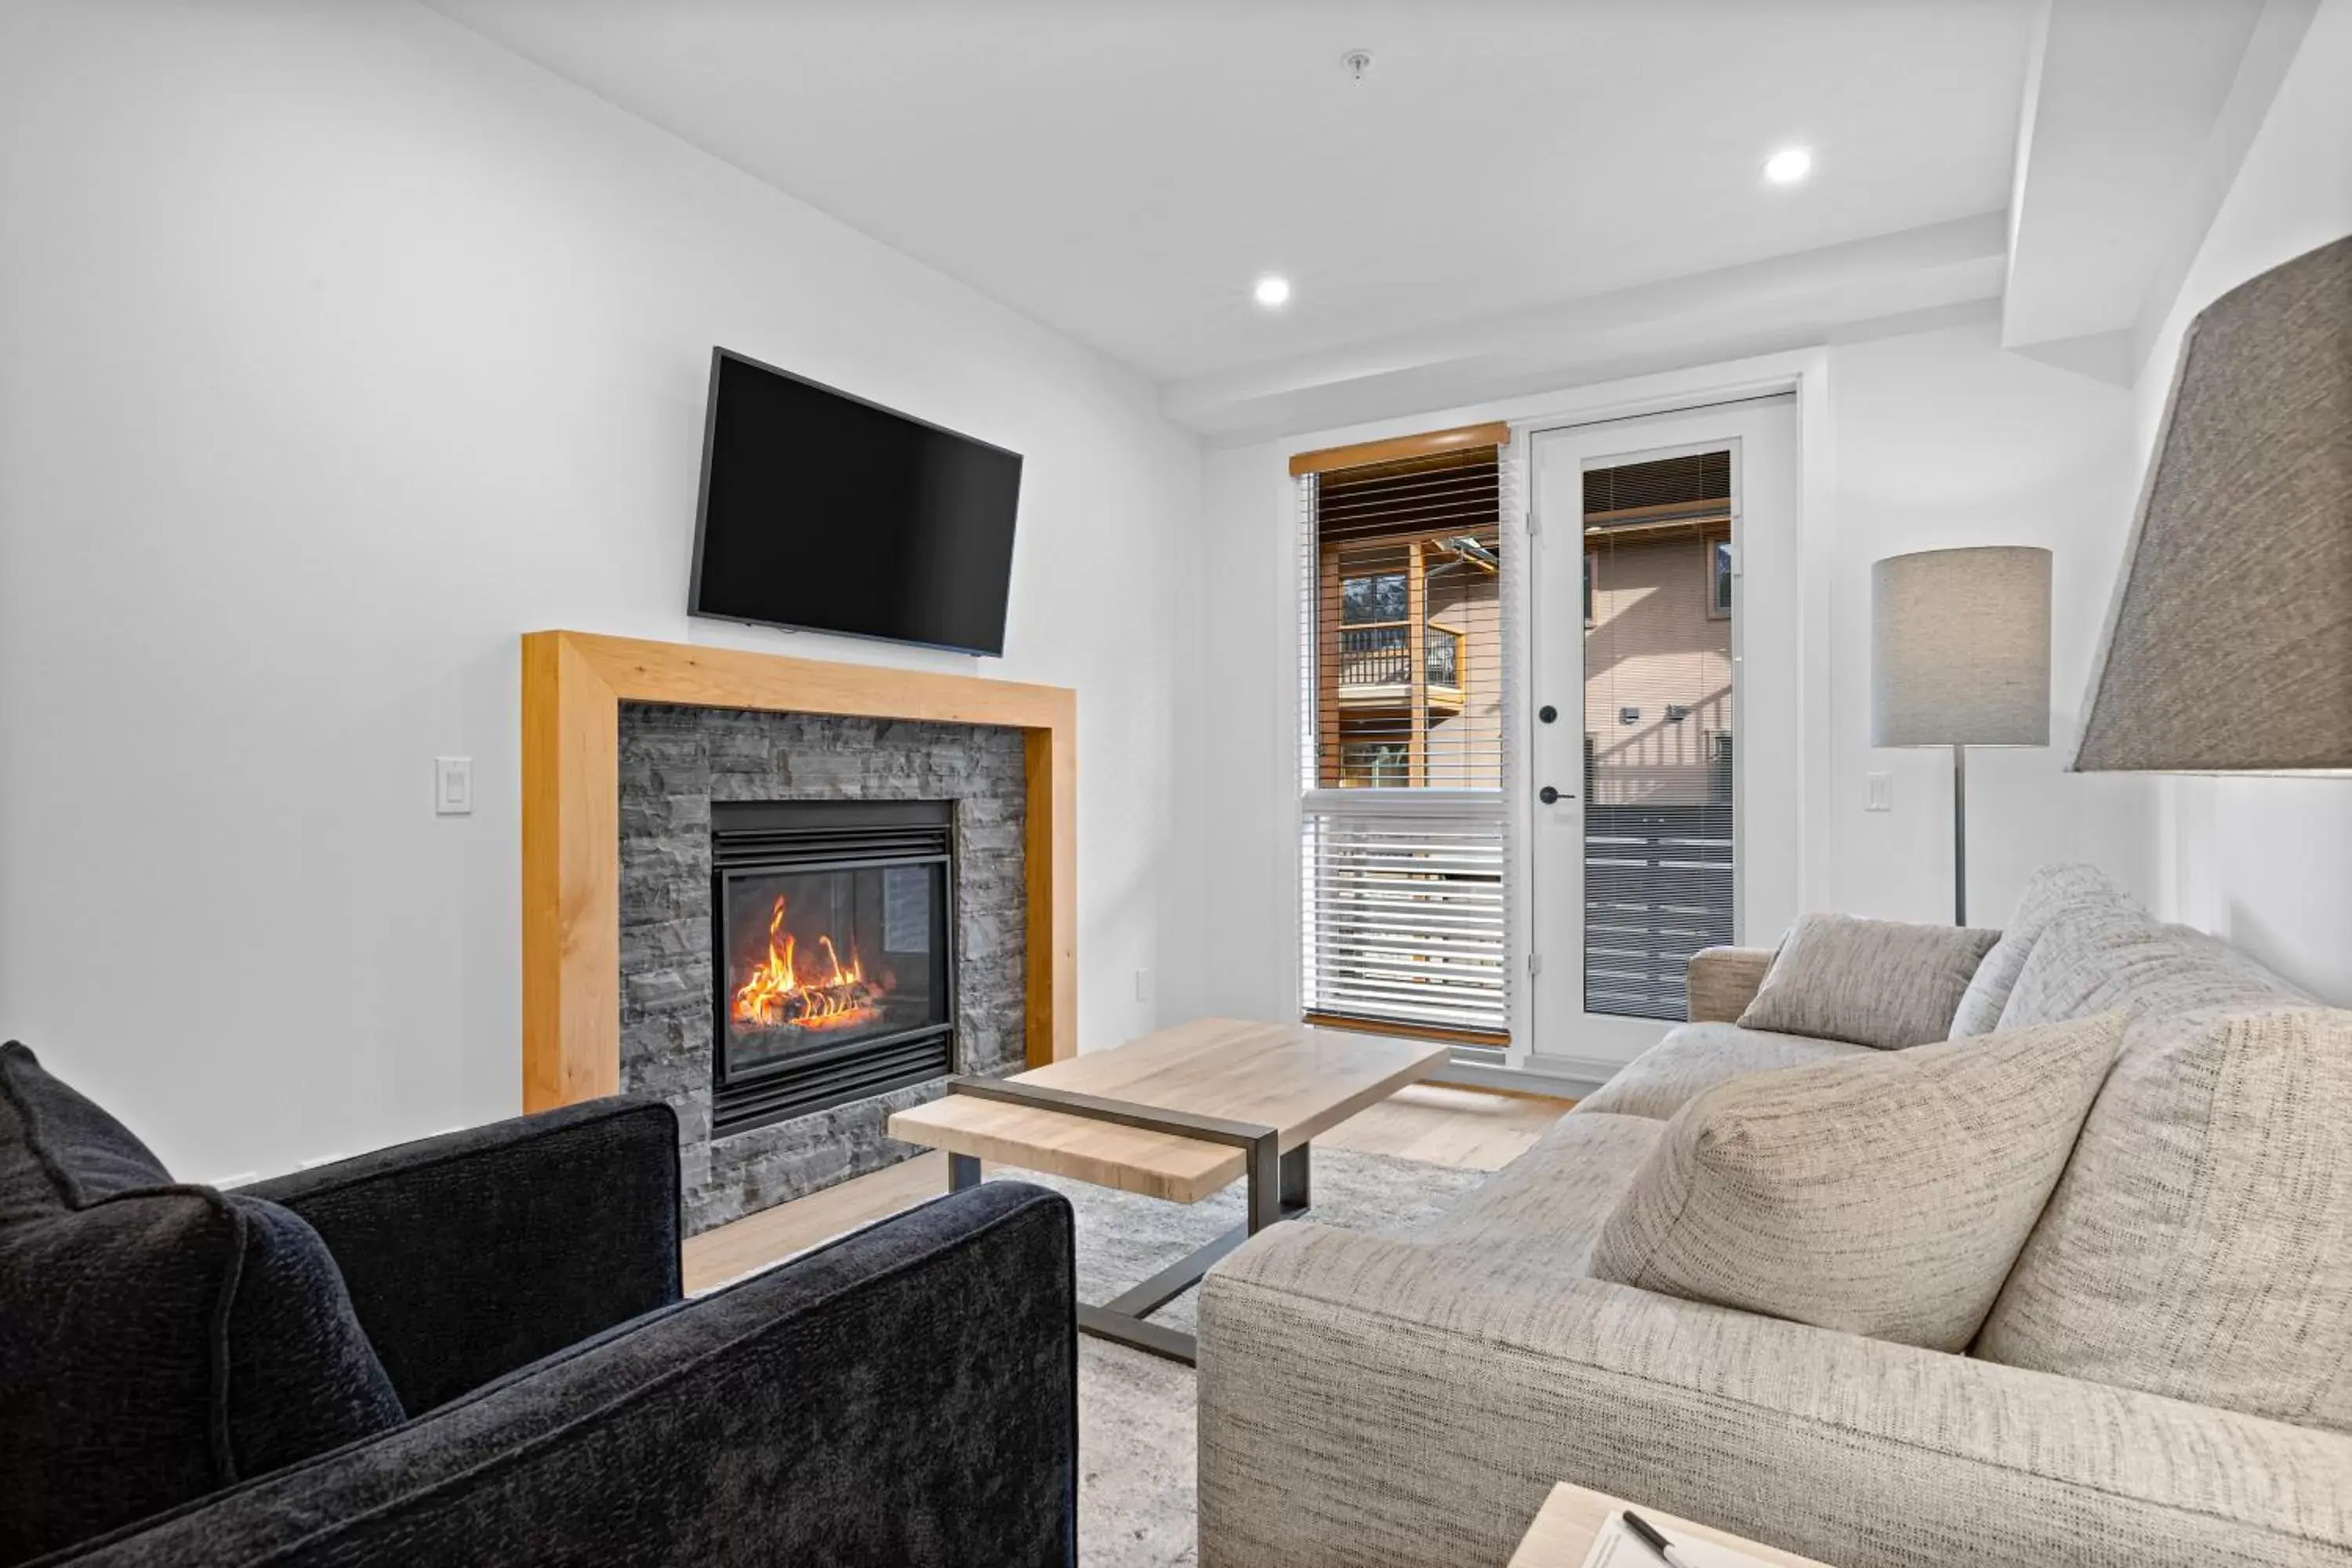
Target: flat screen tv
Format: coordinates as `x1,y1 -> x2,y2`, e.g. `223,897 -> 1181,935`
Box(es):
690,348 -> 1022,656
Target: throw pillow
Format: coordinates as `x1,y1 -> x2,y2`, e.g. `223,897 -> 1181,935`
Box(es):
1588,1011 -> 2124,1351
1994,900 -> 2307,1034
1973,1006 -> 2352,1433
0,1042 -> 405,1564
1736,913 -> 1999,1049
1947,863 -> 2132,1036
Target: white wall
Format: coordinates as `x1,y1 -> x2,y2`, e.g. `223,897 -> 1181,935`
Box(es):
0,0 -> 1200,1180
2129,0 -> 2352,1004
1166,324 -> 2155,1050
1824,317 -> 2153,923
1165,443 -> 1301,1028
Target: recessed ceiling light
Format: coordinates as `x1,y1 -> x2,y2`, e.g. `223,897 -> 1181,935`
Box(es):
1254,275 -> 1292,308
1763,147 -> 1813,186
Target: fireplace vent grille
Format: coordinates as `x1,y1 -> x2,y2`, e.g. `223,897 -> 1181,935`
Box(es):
712,1029 -> 953,1134
712,815 -> 953,869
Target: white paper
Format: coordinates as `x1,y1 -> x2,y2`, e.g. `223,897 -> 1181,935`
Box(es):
1578,1510 -> 1782,1568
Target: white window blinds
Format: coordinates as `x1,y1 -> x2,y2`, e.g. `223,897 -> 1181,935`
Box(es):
1298,440 -> 1515,1044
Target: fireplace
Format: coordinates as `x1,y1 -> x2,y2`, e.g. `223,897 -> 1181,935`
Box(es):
710,799 -> 956,1134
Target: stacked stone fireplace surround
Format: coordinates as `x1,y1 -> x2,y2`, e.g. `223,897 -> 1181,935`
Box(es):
616,702 -> 1025,1235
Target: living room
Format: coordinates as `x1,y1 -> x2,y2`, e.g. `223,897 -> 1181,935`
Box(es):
2,3 -> 2347,1566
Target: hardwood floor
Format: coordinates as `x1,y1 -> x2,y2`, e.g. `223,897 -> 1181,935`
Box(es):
681,1080 -> 1572,1294
681,1152 -> 944,1293
1316,1081 -> 1571,1171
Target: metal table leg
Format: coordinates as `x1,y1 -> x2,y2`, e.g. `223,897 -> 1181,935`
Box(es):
935,1076 -> 1307,1365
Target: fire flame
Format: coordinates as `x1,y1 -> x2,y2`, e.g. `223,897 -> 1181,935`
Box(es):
731,895 -> 883,1031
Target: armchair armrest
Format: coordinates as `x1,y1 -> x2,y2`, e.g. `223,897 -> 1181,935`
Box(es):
46,1181 -> 1077,1568
244,1096 -> 680,1414
1685,945 -> 1775,1022
1200,1222 -> 2352,1568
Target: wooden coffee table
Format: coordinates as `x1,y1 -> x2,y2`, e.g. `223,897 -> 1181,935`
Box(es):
886,1017 -> 1449,1363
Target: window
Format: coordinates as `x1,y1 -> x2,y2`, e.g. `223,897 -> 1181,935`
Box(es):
1423,627 -> 1461,690
1299,435 -> 1512,1044
1581,450 -> 1736,1022
1310,464 -> 1503,792
1339,738 -> 1410,787
1341,571 -> 1408,624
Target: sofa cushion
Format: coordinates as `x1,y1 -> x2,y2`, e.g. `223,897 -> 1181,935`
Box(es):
1736,914 -> 2000,1050
1994,900 -> 2307,1034
1574,1023 -> 1871,1121
1412,1112 -> 1662,1278
1949,863 -> 2132,1036
1588,1012 -> 2124,1351
1974,1007 -> 2352,1433
0,1042 -> 405,1563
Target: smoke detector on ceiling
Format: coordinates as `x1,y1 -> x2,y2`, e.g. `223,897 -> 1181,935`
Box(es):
1341,49 -> 1374,82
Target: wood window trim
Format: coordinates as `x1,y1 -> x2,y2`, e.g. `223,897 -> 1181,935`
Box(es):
521,630 -> 1076,1111
1302,1011 -> 1510,1051
1289,421 -> 1511,478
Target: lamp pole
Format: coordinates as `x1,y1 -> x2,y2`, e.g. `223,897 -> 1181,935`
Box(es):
1951,742 -> 1967,926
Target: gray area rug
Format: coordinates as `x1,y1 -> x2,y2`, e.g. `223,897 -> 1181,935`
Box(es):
987,1148 -> 1490,1568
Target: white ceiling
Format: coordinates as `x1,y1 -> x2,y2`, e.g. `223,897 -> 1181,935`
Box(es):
426,0 -> 2035,390
2003,0 -> 2309,357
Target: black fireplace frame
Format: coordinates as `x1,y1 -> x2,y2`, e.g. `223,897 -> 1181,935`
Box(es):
709,799 -> 957,1136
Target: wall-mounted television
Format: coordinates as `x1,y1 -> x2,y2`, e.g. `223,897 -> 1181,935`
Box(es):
689,348 -> 1022,656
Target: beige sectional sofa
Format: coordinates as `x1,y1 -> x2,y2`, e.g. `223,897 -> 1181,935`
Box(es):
1197,867 -> 2352,1568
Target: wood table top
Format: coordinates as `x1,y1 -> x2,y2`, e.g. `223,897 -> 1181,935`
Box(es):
1508,1483 -> 1835,1567
885,1017 -> 1450,1203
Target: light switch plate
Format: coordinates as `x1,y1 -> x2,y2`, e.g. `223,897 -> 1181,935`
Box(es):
1865,772 -> 1893,812
435,756 -> 473,815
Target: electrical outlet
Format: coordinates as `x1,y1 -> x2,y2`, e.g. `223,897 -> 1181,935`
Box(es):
1134,967 -> 1153,1004
1865,772 -> 1893,812
435,756 -> 472,815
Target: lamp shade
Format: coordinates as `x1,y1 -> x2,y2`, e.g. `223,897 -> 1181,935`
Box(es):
2074,233 -> 2352,773
1872,546 -> 2053,747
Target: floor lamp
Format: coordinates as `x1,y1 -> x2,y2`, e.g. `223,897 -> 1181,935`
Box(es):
1872,546 -> 2053,925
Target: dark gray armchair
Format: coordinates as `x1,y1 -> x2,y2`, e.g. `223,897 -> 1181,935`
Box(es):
1,1042 -> 1077,1566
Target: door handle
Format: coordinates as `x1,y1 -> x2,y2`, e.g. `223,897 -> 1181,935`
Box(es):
1540,785 -> 1574,805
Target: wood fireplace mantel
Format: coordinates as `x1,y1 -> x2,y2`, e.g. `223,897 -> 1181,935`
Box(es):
521,630 -> 1076,1112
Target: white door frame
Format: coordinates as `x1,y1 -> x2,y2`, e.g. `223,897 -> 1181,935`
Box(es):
1511,396 -> 1803,1083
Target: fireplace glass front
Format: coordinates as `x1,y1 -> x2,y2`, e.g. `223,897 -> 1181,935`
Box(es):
710,800 -> 954,1133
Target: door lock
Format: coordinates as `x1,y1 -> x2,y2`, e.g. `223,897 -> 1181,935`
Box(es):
1539,785 -> 1566,805
1537,704 -> 1559,724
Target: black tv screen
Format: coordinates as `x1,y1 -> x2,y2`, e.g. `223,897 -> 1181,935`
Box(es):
690,348 -> 1022,655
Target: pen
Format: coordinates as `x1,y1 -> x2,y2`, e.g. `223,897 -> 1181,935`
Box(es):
1622,1510 -> 1697,1567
